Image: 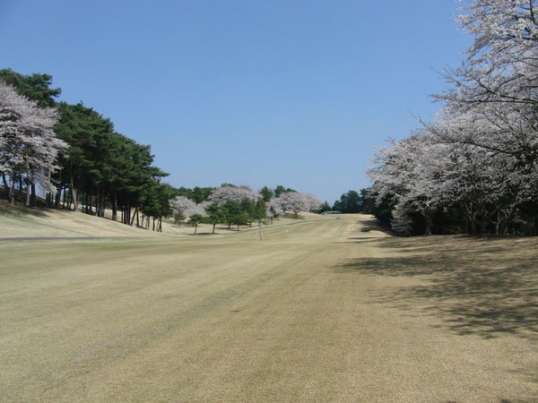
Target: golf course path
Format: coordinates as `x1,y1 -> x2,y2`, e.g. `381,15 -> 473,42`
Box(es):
1,214 -> 536,402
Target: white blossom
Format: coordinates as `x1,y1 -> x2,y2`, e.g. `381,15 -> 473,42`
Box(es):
208,185 -> 262,204
0,81 -> 67,201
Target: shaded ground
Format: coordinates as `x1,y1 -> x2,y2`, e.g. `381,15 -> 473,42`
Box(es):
0,213 -> 537,402
335,236 -> 538,340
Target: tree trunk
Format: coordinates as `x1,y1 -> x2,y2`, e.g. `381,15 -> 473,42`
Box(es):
18,176 -> 23,199
9,175 -> 15,204
85,187 -> 92,215
130,207 -> 139,226
112,190 -> 118,221
31,183 -> 36,207
2,173 -> 11,201
100,190 -> 106,218
71,186 -> 79,212
423,212 -> 433,236
96,191 -> 101,217
53,182 -> 62,209
25,179 -> 31,207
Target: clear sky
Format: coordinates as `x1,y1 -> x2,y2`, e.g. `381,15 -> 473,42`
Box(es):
1,0 -> 471,203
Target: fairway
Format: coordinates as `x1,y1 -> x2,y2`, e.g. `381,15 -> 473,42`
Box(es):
1,214 -> 537,403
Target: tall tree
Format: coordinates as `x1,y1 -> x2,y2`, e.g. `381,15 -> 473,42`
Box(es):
205,202 -> 226,234
0,81 -> 66,205
221,200 -> 247,230
189,213 -> 204,235
437,0 -> 538,170
259,186 -> 274,202
0,69 -> 61,107
274,185 -> 294,198
140,181 -> 173,232
273,191 -> 307,218
303,194 -> 323,212
335,191 -> 362,213
53,102 -> 115,210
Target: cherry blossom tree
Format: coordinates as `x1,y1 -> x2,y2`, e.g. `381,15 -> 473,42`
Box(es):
272,191 -> 308,218
208,185 -> 262,205
367,133 -> 452,235
427,111 -> 528,235
435,0 -> 538,233
365,0 -> 538,235
0,81 -> 66,205
369,114 -> 530,235
267,199 -> 283,223
170,195 -> 206,219
303,194 -> 323,212
438,1 -> 538,167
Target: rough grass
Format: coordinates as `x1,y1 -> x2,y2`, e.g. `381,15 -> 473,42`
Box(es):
0,209 -> 537,402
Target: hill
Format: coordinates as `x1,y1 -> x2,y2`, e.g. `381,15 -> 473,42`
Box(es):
0,201 -> 338,239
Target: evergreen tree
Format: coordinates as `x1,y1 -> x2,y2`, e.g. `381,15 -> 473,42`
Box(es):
205,202 -> 226,234
0,69 -> 61,107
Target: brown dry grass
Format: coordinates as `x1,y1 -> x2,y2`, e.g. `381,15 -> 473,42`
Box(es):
0,208 -> 537,402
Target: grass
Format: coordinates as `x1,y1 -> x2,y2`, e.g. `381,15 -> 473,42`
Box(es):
335,235 -> 538,340
0,210 -> 537,402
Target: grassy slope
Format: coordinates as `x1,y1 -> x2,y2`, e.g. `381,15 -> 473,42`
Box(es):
0,201 -> 333,239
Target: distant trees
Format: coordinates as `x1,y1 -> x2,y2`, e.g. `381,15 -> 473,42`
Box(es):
324,189 -> 374,215
332,190 -> 364,214
274,192 -> 302,217
303,194 -> 323,213
189,213 -> 204,235
274,185 -> 295,198
318,201 -> 332,214
1,69 -> 327,234
170,196 -> 203,220
207,186 -> 262,230
175,186 -> 214,204
168,184 -> 324,234
53,101 -> 169,224
1,69 -> 169,231
259,186 -> 274,202
204,202 -> 226,234
209,185 -> 262,205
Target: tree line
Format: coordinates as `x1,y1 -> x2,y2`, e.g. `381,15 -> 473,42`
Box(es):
170,184 -> 323,234
367,0 -> 538,236
0,77 -> 325,233
318,189 -> 373,215
0,68 -> 174,230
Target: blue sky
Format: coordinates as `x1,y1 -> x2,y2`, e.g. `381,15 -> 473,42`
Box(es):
1,0 -> 471,203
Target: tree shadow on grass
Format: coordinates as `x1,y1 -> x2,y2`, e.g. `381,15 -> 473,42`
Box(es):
357,218 -> 391,233
334,236 -> 538,341
0,200 -> 49,218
